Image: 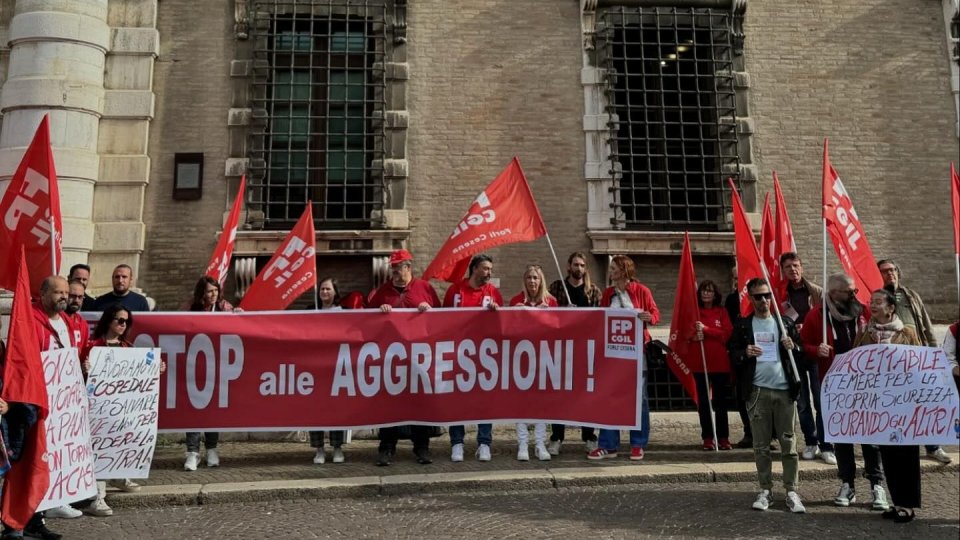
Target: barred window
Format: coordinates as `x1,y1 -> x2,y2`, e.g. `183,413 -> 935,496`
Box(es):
599,7 -> 740,230
250,1 -> 387,230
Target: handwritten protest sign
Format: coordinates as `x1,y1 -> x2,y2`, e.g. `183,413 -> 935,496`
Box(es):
821,344 -> 960,445
36,348 -> 97,511
87,347 -> 162,479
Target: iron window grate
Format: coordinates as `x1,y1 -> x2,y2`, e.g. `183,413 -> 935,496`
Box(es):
598,7 -> 741,231
249,0 -> 387,230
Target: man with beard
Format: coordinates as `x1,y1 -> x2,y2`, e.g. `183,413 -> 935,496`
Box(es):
443,254 -> 502,462
546,252 -> 602,455
68,263 -> 96,311
800,274 -> 890,511
876,259 -> 951,465
65,279 -> 90,358
92,264 -> 150,312
368,249 -> 440,466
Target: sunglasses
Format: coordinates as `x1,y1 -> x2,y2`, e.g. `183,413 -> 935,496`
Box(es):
751,293 -> 772,301
113,318 -> 129,325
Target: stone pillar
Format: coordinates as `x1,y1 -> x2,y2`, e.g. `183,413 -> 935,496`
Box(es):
0,0 -> 110,275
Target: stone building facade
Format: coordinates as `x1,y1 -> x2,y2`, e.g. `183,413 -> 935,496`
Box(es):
0,1 -> 957,339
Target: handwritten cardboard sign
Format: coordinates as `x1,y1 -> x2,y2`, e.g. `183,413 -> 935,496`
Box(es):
36,348 -> 97,511
822,344 -> 960,445
86,347 -> 162,479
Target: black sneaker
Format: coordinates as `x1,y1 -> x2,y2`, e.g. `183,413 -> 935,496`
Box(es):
414,448 -> 433,465
376,449 -> 393,467
24,522 -> 61,540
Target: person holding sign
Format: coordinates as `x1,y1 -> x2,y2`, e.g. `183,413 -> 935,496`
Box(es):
308,277 -> 348,465
509,265 -> 557,462
851,289 -> 922,523
728,278 -> 805,513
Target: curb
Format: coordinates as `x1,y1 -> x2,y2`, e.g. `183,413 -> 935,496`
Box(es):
105,455 -> 960,509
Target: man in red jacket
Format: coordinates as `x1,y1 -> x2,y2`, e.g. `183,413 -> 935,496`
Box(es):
32,276 -> 77,352
65,279 -> 90,354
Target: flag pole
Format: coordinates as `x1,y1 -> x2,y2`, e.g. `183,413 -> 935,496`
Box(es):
544,233 -> 573,305
758,262 -> 801,385
698,340 -> 719,452
49,216 -> 57,275
822,217 -> 828,346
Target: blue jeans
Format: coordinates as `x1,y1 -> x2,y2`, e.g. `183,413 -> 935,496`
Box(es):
449,424 -> 492,446
598,387 -> 650,450
797,362 -> 833,452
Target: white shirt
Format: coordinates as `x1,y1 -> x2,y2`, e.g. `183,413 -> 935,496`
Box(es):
49,317 -> 71,351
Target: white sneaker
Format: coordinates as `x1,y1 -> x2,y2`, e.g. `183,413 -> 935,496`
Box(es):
752,489 -> 771,511
45,505 -> 83,519
535,443 -> 552,461
332,447 -> 345,464
786,491 -> 806,514
206,448 -> 220,468
585,440 -> 599,453
834,482 -> 856,507
801,445 -> 818,460
821,451 -> 837,465
927,447 -> 953,464
871,484 -> 890,511
83,498 -> 114,517
108,479 -> 141,493
517,445 -> 529,461
477,443 -> 492,462
451,443 -> 465,462
547,440 -> 562,456
313,448 -> 326,464
184,451 -> 199,471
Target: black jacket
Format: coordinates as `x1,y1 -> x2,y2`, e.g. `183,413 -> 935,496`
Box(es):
727,314 -> 803,401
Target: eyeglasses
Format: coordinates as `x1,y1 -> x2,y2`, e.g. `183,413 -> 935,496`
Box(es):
751,293 -> 772,301
113,318 -> 129,325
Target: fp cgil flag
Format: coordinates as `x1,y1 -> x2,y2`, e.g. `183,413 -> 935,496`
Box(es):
666,232 -> 700,405
205,175 -> 246,286
728,179 -> 765,317
239,203 -> 317,311
821,139 -> 882,306
0,115 -> 62,295
423,157 -> 547,282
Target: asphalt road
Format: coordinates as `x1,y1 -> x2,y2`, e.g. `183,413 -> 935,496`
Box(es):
50,471 -> 959,539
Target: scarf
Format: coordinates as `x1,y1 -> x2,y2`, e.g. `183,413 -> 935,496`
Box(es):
866,315 -> 904,344
824,295 -> 860,322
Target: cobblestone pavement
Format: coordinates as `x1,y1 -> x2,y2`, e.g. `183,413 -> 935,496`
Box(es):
52,472 -> 960,539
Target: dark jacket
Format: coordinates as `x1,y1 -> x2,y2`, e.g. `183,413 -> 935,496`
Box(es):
727,314 -> 803,401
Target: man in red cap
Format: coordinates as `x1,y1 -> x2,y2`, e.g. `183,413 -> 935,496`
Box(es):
367,248 -> 440,466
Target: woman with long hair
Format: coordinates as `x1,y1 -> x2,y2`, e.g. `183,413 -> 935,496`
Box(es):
690,280 -> 733,451
508,265 -> 557,461
188,275 -> 236,312
309,277 -> 348,464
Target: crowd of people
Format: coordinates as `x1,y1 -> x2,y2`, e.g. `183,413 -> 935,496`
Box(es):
0,249 -> 957,538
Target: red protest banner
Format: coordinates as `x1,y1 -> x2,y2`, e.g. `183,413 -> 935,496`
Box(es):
205,175 -> 246,286
666,233 -> 699,405
128,308 -> 644,431
0,115 -> 62,295
821,139 -> 883,306
759,193 -> 779,292
238,204 -> 317,311
773,171 -> 797,259
423,158 -> 547,282
728,179 -> 764,317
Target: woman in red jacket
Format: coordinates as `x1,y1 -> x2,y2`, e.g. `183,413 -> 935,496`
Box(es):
690,280 -> 734,451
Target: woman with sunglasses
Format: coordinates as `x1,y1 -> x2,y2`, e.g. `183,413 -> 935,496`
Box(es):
508,265 -> 557,461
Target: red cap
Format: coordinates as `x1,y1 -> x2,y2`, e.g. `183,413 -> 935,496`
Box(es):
389,249 -> 413,265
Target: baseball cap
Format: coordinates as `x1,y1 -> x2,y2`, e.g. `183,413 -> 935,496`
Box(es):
389,249 -> 413,265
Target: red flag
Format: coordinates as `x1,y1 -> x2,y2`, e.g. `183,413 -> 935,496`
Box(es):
0,247 -> 50,529
759,193 -> 779,291
205,175 -> 246,286
728,179 -> 765,317
666,233 -> 700,405
773,171 -> 797,258
821,139 -> 883,306
238,204 -> 317,311
423,158 -> 547,282
951,162 -> 959,258
0,115 -> 62,295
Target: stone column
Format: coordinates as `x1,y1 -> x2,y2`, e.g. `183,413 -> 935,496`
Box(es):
0,0 -> 110,274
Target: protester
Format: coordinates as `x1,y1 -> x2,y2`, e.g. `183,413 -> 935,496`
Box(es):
368,249 -> 440,466
723,265 -> 753,449
65,280 -> 90,368
509,265 -> 557,461
308,277 -> 348,464
728,278 -> 805,513
185,275 -> 237,312
852,289 -> 922,523
443,254 -> 502,462
800,273 -> 889,511
876,259 -> 951,465
690,280 -> 733,451
943,321 -> 958,378
67,263 -> 96,311
546,252 -> 602,455
589,255 -> 658,461
777,253 -> 832,465
92,264 -> 150,312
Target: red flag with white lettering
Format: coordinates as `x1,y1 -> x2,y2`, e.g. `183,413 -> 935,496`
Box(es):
423,157 -> 547,282
822,139 -> 882,306
666,233 -> 700,406
759,193 -> 779,292
239,204 -> 317,311
205,175 -> 246,286
728,179 -> 765,317
0,115 -> 62,295
0,247 -> 50,529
